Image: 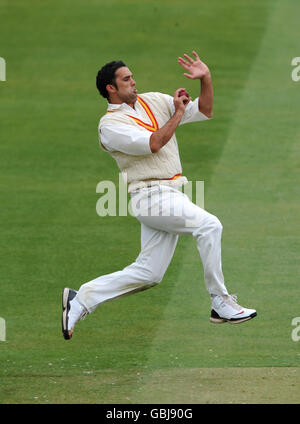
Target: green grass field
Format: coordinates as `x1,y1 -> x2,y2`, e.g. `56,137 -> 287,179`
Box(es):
0,0 -> 299,404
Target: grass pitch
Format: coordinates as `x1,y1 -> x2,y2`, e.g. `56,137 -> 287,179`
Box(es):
0,0 -> 299,404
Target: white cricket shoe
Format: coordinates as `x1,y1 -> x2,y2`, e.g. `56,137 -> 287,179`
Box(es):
62,288 -> 88,339
210,294 -> 257,324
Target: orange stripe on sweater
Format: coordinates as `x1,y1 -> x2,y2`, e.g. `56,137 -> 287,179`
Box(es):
106,96 -> 159,132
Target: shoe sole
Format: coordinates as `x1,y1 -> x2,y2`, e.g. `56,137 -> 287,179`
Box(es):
210,311 -> 257,324
62,288 -> 76,340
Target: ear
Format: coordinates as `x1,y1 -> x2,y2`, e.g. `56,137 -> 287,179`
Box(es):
106,83 -> 117,96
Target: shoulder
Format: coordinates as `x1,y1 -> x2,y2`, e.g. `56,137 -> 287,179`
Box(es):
139,91 -> 171,103
139,92 -> 173,113
99,110 -> 129,129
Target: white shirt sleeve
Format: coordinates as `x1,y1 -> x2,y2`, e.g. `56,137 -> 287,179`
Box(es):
163,94 -> 210,125
100,124 -> 152,156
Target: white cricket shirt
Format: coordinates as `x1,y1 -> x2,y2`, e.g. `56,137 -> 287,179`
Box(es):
100,95 -> 210,156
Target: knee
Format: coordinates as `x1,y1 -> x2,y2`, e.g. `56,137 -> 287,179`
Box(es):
141,267 -> 164,285
145,270 -> 164,285
123,262 -> 164,287
132,258 -> 166,285
192,214 -> 223,239
211,216 -> 223,233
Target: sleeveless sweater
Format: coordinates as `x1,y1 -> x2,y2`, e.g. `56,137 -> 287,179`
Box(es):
98,92 -> 187,192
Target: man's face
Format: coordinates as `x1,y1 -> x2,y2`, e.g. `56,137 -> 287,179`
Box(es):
110,66 -> 137,104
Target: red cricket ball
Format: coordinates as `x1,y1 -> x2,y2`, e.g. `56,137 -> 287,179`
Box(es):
178,89 -> 190,104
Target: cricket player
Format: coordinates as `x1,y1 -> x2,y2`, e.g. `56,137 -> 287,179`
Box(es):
62,51 -> 257,340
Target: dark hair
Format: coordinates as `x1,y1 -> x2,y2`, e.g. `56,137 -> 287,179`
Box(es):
96,60 -> 126,100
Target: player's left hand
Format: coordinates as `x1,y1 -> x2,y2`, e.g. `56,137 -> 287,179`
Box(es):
177,51 -> 210,80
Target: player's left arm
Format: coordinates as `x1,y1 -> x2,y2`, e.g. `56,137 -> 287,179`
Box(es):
177,51 -> 213,118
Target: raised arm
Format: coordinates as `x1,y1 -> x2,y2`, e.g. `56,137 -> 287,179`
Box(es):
177,51 -> 213,118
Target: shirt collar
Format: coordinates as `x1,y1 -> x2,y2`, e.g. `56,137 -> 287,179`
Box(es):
107,101 -> 138,113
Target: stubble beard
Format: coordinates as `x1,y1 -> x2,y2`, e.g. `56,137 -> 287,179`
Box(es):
122,92 -> 137,105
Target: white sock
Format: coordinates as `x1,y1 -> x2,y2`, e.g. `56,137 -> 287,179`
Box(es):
68,296 -> 85,329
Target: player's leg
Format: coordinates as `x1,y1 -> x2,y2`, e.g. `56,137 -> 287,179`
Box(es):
77,223 -> 178,312
62,222 -> 178,339
135,185 -> 227,295
136,185 -> 256,324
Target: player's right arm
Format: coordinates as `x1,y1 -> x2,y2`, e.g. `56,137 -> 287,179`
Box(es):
149,89 -> 189,153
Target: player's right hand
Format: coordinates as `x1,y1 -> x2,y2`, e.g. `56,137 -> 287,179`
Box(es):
173,88 -> 191,113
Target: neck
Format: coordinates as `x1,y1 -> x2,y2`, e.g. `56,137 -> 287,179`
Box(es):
108,95 -> 136,109
108,99 -> 135,109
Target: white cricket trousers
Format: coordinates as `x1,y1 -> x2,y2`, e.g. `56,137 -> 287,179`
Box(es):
77,185 -> 228,313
